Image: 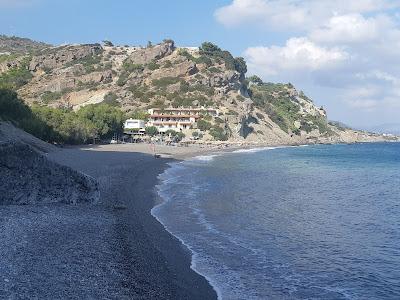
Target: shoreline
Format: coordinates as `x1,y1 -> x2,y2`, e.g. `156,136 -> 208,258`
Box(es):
46,144 -> 221,299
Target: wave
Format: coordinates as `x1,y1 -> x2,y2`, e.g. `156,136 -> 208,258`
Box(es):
232,146 -> 278,154
232,144 -> 311,154
152,161 -> 223,299
193,154 -> 220,162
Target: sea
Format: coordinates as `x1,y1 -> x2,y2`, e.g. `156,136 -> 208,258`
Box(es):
151,143 -> 400,299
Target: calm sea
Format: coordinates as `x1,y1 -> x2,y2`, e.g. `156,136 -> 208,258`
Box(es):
152,143 -> 400,299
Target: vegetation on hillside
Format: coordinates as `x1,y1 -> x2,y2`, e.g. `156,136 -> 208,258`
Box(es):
0,35 -> 50,54
0,89 -> 124,144
0,57 -> 32,89
250,82 -> 329,134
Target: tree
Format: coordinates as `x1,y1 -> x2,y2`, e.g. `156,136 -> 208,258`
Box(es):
102,40 -> 114,47
199,42 -> 221,54
103,92 -> 119,106
77,104 -> 124,139
234,57 -> 247,74
209,126 -> 228,141
197,119 -> 212,131
165,129 -> 177,136
248,75 -> 263,85
145,126 -> 158,136
128,110 -> 149,120
174,132 -> 185,142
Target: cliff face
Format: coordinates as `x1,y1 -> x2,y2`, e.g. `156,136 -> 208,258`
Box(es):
0,36 -> 397,144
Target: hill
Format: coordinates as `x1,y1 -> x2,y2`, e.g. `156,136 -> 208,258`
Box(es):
0,35 -> 397,145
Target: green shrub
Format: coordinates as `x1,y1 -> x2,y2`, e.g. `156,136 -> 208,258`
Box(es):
188,84 -> 214,96
1,89 -> 125,144
103,40 -> 113,47
117,72 -> 129,86
209,126 -> 228,141
145,126 -> 158,136
234,57 -> 247,74
247,75 -> 263,85
197,119 -> 212,131
198,42 -> 247,73
41,91 -> 63,103
147,61 -> 160,70
66,53 -> 102,73
163,60 -> 173,68
171,96 -> 192,108
0,65 -> 33,89
165,129 -> 178,136
180,81 -> 190,93
152,98 -> 166,108
128,110 -> 149,120
214,117 -> 224,124
175,132 -> 185,142
152,77 -> 180,88
199,42 -> 221,54
0,54 -> 20,63
208,67 -> 221,73
0,89 -> 58,142
122,61 -> 144,73
103,92 -> 120,106
195,56 -> 212,66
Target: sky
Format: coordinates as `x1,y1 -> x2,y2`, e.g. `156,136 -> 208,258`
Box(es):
1,0 -> 400,131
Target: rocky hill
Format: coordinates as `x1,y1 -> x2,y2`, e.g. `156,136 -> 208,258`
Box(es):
0,35 -> 397,145
0,35 -> 50,54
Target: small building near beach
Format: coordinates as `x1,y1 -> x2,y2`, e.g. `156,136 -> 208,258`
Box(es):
124,119 -> 146,134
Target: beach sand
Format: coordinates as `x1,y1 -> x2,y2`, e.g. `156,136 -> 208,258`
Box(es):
0,143 -> 218,299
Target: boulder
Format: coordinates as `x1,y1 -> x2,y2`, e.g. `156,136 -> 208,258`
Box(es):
80,70 -> 112,84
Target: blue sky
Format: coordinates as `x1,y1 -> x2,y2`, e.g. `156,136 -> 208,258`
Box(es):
1,0 -> 400,131
0,0 -> 252,54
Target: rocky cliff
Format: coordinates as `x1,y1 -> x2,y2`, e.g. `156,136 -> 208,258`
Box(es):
0,35 -> 397,145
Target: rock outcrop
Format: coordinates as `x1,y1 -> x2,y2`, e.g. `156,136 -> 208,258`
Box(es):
0,35 -> 50,54
126,41 -> 175,64
29,44 -> 102,71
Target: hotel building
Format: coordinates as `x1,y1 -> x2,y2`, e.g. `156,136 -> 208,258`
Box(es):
147,107 -> 219,133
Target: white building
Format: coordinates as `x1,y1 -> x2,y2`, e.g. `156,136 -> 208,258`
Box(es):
124,119 -> 146,134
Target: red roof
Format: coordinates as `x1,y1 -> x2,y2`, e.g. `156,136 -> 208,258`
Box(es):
150,114 -> 200,119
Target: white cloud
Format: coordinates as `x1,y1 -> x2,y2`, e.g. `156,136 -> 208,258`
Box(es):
244,37 -> 348,75
346,86 -> 381,99
309,14 -> 385,44
215,0 -> 400,31
348,98 -> 379,109
214,0 -> 309,30
216,1 -> 400,125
